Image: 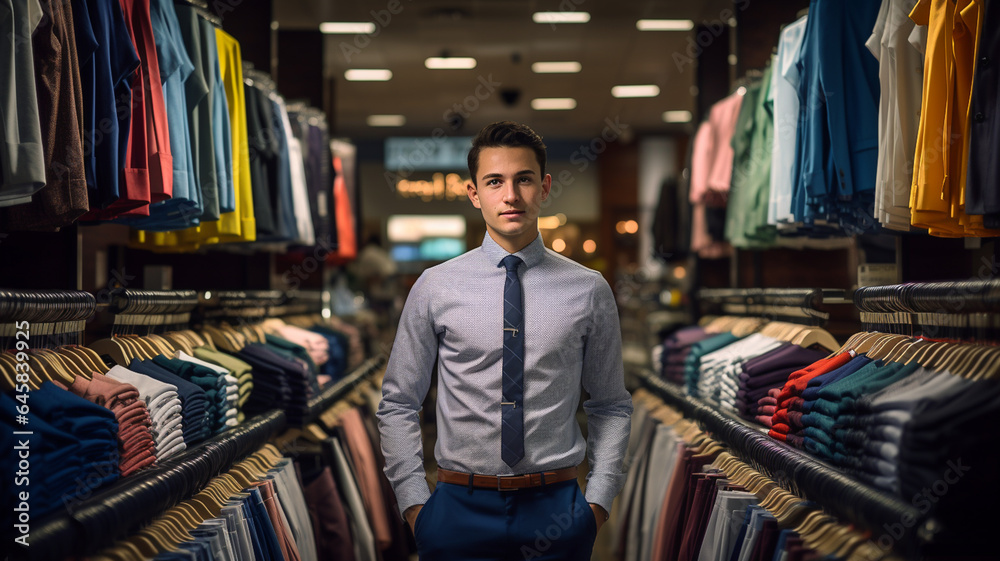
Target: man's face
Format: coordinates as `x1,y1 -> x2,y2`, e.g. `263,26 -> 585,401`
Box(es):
468,146 -> 552,252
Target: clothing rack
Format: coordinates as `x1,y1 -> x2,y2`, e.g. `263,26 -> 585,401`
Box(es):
24,351 -> 385,560
854,280 -> 1000,339
198,290 -> 286,322
97,288 -> 200,337
305,354 -> 386,421
697,288 -> 847,326
24,410 -> 286,560
632,369 -> 938,559
270,289 -> 328,318
0,289 -> 97,323
0,290 -> 96,346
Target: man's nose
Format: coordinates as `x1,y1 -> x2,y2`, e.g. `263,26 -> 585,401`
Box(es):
502,183 -> 520,203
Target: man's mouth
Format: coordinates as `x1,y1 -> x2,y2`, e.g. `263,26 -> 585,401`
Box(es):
500,210 -> 524,216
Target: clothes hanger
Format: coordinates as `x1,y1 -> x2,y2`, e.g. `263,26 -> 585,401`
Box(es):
55,346 -> 97,379
813,524 -> 862,557
867,336 -> 914,361
33,350 -> 79,386
161,332 -> 195,355
758,487 -> 785,512
850,332 -> 901,355
66,344 -> 112,374
89,336 -> 133,367
123,531 -> 164,559
835,331 -> 870,354
935,344 -> 977,373
974,347 -> 1000,380
125,334 -> 161,359
862,334 -> 910,359
0,355 -> 17,391
24,355 -> 51,389
953,343 -> 994,379
791,327 -> 840,352
144,334 -> 176,356
830,527 -> 870,560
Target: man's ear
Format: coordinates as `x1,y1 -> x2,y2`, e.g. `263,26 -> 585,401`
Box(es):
541,173 -> 552,201
467,180 -> 482,209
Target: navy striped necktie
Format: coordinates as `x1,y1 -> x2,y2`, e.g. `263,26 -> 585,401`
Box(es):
500,254 -> 525,467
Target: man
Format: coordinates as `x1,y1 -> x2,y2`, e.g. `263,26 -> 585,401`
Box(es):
377,121 -> 632,560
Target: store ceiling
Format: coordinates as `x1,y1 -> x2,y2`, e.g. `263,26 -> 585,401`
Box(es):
273,0 -> 734,140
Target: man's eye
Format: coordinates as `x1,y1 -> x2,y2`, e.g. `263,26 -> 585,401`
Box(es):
486,179 -> 501,186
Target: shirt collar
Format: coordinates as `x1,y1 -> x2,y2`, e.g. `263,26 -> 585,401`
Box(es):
480,231 -> 546,269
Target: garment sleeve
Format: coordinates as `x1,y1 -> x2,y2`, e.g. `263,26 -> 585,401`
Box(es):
376,272 -> 437,517
580,274 -> 634,512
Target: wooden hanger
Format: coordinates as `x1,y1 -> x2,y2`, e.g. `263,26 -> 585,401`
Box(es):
953,343 -> 994,379
974,347 -> 1000,380
791,327 -> 840,352
813,523 -> 862,557
161,332 -> 195,355
56,346 -> 97,379
935,344 -> 976,373
867,336 -> 914,361
144,334 -> 177,356
0,354 -> 18,391
854,332 -> 906,355
89,336 -> 133,367
68,344 -> 112,374
832,331 -> 868,355
34,350 -> 79,386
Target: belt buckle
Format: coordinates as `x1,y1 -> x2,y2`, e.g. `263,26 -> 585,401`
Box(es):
497,475 -> 520,492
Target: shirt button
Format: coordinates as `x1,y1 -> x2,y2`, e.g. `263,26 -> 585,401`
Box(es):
982,56 -> 990,65
975,112 -> 986,122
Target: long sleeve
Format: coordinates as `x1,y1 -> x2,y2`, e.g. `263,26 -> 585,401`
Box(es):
580,274 -> 634,512
376,273 -> 437,516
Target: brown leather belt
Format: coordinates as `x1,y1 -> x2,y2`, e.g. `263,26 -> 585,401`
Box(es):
437,466 -> 578,491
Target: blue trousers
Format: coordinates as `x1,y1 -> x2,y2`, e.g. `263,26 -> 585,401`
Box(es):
414,479 -> 598,560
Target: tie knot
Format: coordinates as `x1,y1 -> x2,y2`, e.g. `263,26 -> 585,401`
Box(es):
500,255 -> 523,273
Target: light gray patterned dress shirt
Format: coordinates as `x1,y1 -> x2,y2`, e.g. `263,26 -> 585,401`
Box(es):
377,232 -> 633,516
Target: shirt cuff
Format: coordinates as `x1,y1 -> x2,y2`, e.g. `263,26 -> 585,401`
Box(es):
394,475 -> 433,519
583,472 -> 622,514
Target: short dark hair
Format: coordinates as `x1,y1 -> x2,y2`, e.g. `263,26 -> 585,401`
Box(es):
467,121 -> 546,186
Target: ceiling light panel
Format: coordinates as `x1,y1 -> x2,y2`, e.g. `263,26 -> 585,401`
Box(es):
320,22 -> 375,34
532,12 -> 591,24
424,57 -> 477,69
611,85 -> 660,98
531,98 -> 577,110
531,61 -> 582,73
344,69 -> 393,81
636,19 -> 695,31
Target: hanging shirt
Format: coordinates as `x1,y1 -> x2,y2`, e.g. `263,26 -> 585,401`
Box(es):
768,15 -> 808,227
965,0 -> 1000,227
868,0 -> 922,231
73,0 -> 141,219
1,0 -> 89,230
0,0 -> 46,209
130,24 -> 254,251
909,0 -> 1000,236
727,66 -> 776,249
120,0 -> 172,206
793,0 -> 882,235
123,0 -> 200,232
172,3 -> 218,221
